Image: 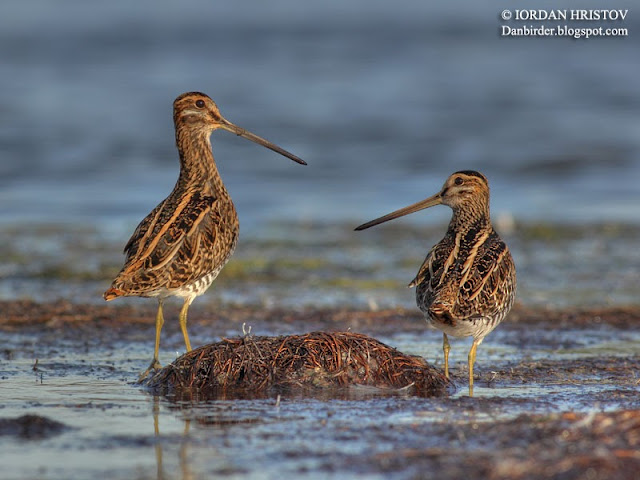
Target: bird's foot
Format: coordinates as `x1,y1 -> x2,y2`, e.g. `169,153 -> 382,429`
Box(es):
138,359 -> 162,383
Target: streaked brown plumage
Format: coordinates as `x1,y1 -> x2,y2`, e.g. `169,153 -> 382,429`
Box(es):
104,92 -> 306,380
356,170 -> 516,396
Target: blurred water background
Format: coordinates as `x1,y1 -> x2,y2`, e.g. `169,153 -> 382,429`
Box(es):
1,5 -> 639,479
1,0 -> 639,307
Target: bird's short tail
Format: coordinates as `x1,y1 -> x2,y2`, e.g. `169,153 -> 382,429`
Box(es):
428,302 -> 456,327
103,287 -> 125,301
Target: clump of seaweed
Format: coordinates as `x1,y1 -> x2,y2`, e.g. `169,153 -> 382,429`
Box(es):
143,331 -> 449,398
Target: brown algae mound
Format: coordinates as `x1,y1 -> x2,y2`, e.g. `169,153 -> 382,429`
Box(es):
143,331 -> 449,397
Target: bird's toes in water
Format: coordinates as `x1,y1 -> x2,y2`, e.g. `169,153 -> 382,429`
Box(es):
138,359 -> 162,383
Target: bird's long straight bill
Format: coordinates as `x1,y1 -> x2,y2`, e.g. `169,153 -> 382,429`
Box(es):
355,193 -> 443,230
220,119 -> 307,165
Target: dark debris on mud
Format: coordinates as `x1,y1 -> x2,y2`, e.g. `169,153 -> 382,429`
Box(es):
365,410 -> 640,480
0,414 -> 69,440
143,331 -> 449,398
2,299 -> 639,335
482,356 -> 640,386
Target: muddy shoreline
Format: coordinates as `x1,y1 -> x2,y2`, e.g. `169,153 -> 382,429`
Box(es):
3,298 -> 640,330
1,300 -> 639,479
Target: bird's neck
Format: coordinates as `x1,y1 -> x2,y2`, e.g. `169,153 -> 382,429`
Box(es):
174,123 -> 228,196
447,203 -> 492,236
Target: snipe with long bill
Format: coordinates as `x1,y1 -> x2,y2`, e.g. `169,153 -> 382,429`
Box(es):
356,170 -> 516,396
104,92 -> 306,381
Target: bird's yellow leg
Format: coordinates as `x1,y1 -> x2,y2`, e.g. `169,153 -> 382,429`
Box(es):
138,300 -> 164,382
179,297 -> 193,352
443,333 -> 451,379
153,300 -> 165,365
468,339 -> 480,397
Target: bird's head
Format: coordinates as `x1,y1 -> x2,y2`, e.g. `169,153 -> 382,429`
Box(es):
173,92 -> 306,165
355,170 -> 491,231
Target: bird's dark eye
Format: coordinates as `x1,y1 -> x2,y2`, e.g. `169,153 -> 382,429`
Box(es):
454,177 -> 464,186
195,99 -> 205,108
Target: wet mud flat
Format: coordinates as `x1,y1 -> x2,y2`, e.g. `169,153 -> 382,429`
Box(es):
0,300 -> 639,479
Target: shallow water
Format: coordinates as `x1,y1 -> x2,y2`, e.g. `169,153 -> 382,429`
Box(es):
1,322 -> 638,480
2,221 -> 640,310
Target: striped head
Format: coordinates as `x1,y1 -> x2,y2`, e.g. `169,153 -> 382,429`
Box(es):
173,92 -> 225,132
439,171 -> 490,211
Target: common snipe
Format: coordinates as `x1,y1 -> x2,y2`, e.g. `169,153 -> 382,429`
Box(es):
356,171 -> 516,396
104,92 -> 306,380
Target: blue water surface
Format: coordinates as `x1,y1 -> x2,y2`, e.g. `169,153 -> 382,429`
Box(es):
1,0 -> 638,239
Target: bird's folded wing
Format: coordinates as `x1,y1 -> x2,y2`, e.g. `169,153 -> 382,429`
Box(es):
121,192 -> 218,275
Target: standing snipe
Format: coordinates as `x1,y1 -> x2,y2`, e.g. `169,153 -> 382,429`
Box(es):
104,92 -> 306,380
356,171 -> 516,396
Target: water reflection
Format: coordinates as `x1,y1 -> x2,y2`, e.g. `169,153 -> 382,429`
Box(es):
152,395 -> 194,480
